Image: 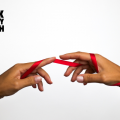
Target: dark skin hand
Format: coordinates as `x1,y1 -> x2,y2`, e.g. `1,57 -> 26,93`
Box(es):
0,57 -> 56,99
60,51 -> 120,86
1,51 -> 120,99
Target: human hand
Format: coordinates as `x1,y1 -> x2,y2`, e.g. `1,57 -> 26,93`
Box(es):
60,52 -> 120,86
0,57 -> 56,99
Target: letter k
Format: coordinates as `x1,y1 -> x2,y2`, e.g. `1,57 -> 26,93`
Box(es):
0,10 -> 4,18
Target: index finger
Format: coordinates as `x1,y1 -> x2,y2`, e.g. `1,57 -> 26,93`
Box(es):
20,57 -> 56,75
60,52 -> 91,61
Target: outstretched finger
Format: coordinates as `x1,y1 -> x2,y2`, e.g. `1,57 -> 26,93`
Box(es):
60,52 -> 91,61
20,57 -> 56,75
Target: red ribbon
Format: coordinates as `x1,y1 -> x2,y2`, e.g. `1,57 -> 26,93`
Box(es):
21,59 -> 81,79
21,54 -> 120,86
90,53 -> 120,86
90,53 -> 99,73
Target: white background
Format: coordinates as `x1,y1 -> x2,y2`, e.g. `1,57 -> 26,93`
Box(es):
0,0 -> 120,120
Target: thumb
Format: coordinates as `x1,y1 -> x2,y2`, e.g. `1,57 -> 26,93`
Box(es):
76,74 -> 102,84
19,75 -> 42,89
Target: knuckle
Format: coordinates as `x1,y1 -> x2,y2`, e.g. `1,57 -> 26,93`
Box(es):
14,63 -> 21,69
14,81 -> 20,90
101,74 -> 107,83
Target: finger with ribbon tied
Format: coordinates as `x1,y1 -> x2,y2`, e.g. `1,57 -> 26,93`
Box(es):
21,52 -> 120,86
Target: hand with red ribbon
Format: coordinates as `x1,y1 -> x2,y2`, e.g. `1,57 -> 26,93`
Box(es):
1,51 -> 120,99
0,57 -> 56,99
60,52 -> 120,86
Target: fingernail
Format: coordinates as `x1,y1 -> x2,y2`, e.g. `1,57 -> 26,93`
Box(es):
77,76 -> 84,83
35,76 -> 42,83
